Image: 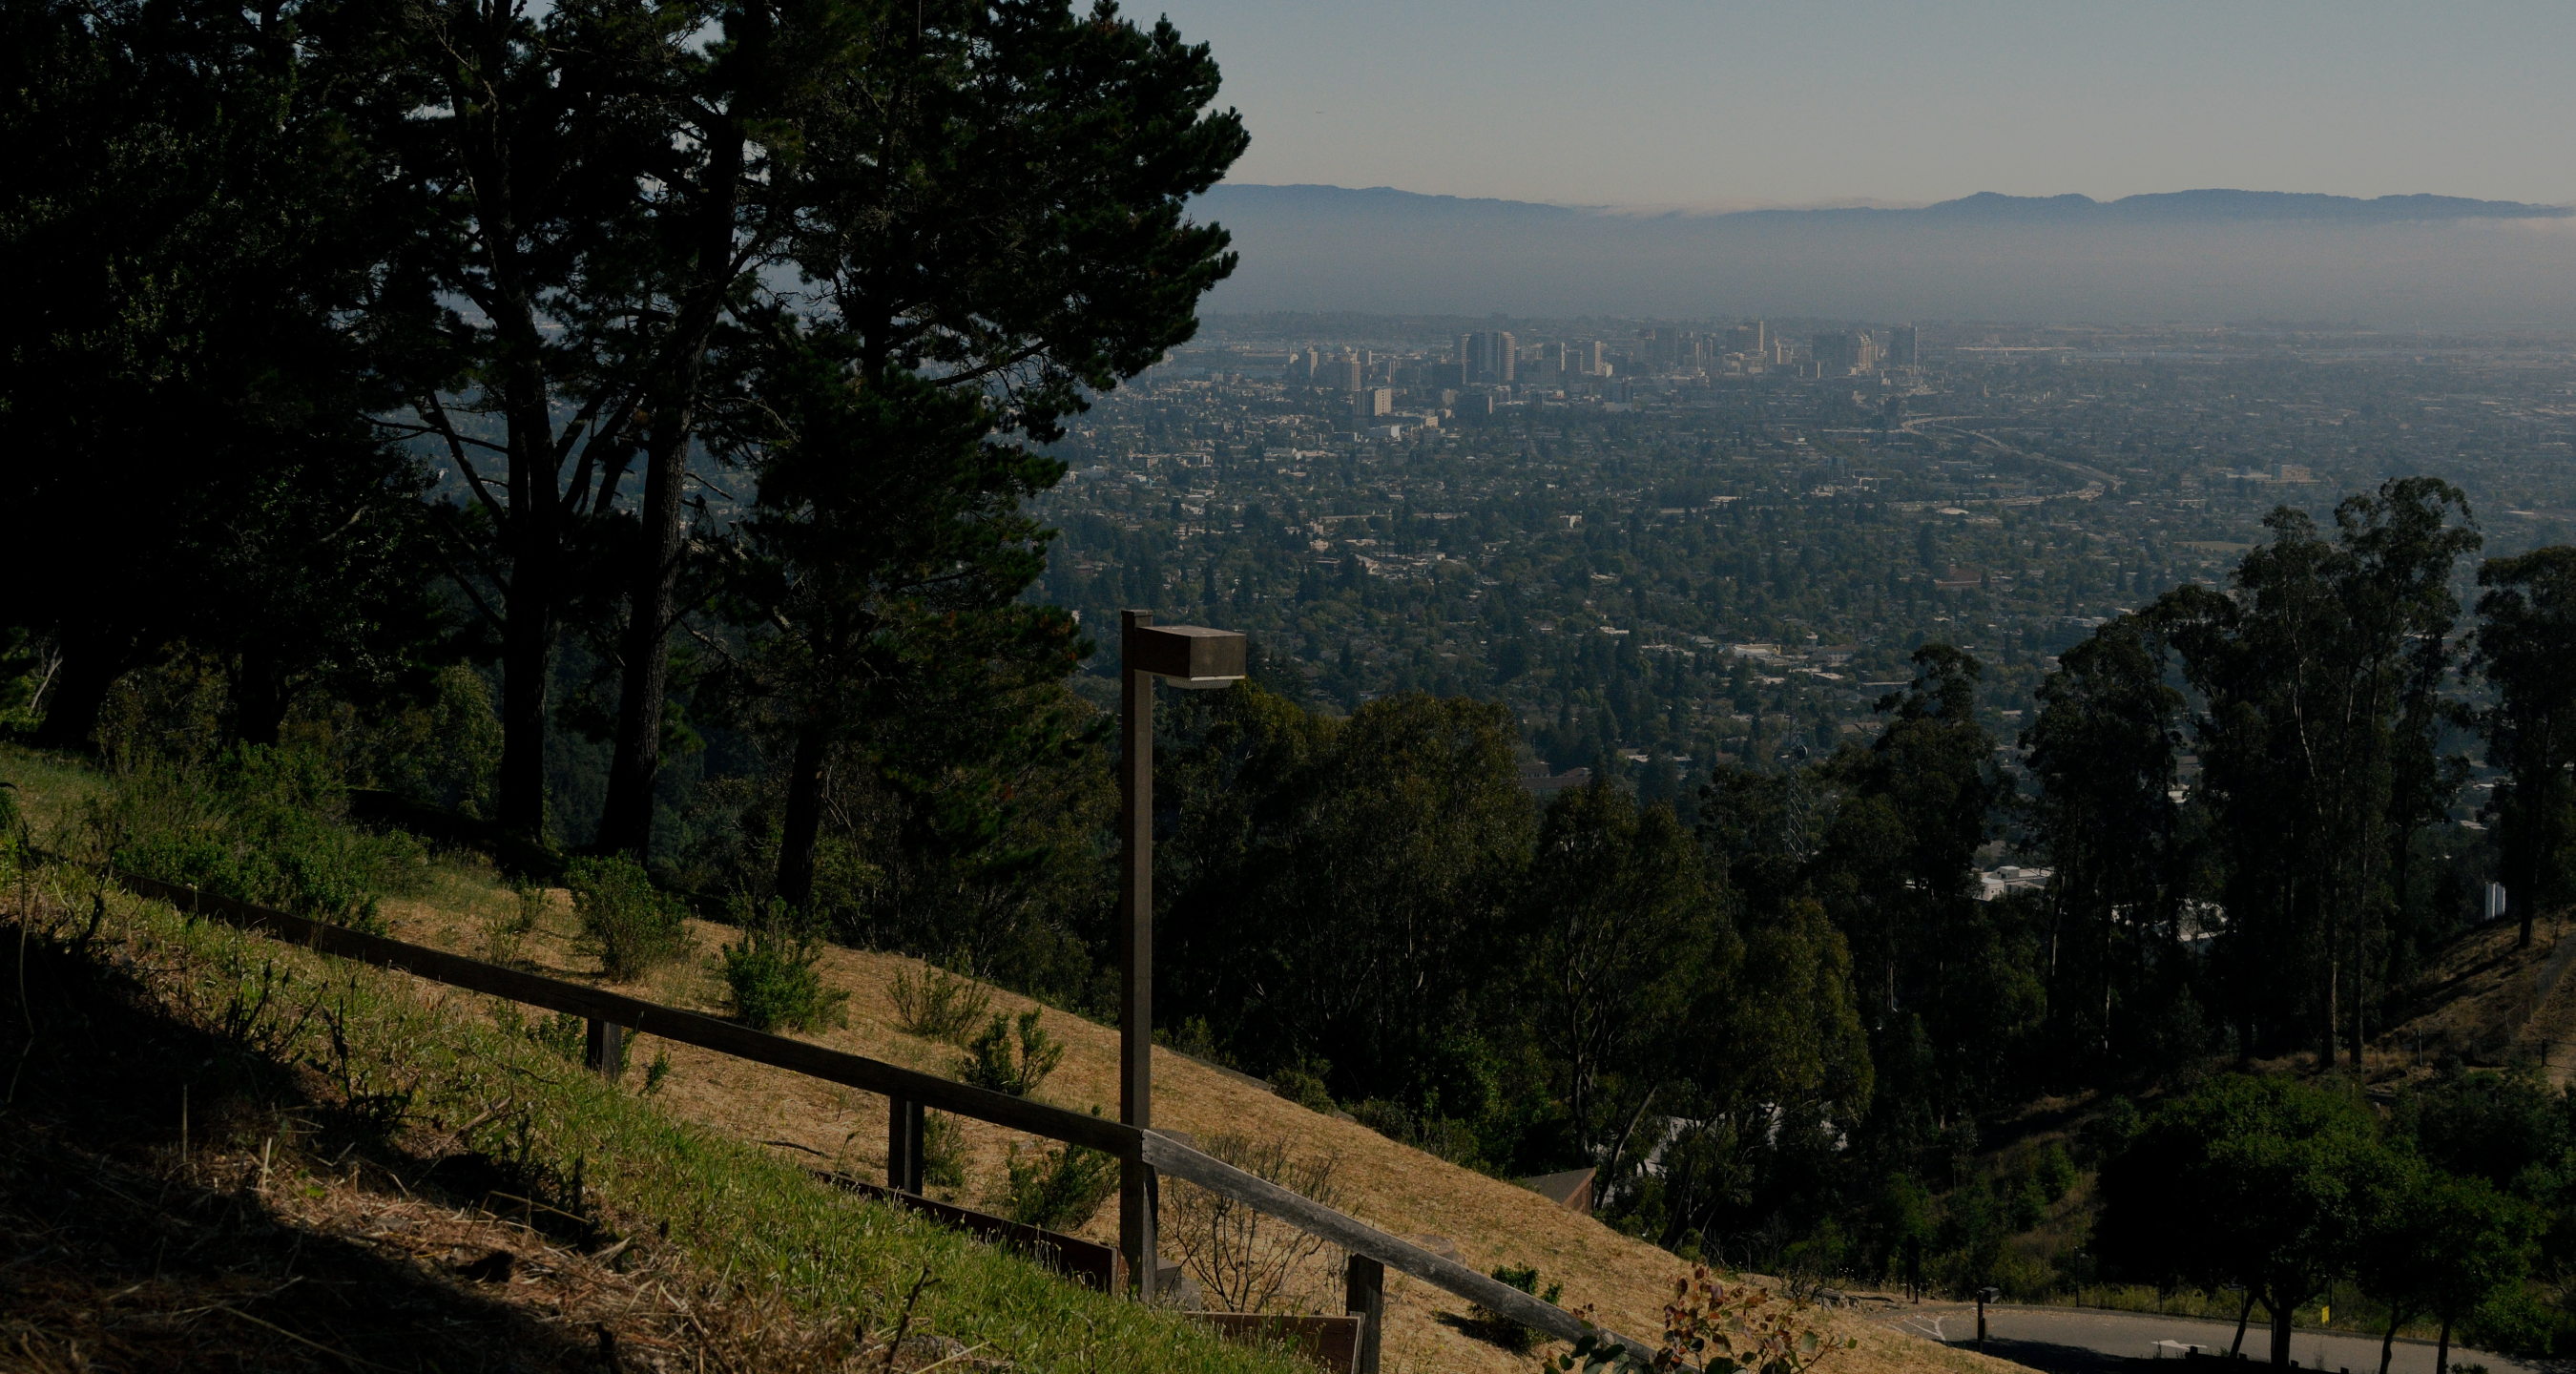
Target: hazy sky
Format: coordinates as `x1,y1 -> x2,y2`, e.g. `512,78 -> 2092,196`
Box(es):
1150,1 -> 2575,210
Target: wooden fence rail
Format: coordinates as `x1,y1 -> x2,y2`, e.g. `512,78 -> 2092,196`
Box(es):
106,870 -> 1656,1363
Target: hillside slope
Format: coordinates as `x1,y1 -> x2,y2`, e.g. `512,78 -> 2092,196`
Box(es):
382,871 -> 2010,1374
0,865 -> 1308,1373
2377,912 -> 2576,1082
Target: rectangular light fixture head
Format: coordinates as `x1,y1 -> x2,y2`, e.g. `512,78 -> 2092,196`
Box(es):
1125,622 -> 1247,685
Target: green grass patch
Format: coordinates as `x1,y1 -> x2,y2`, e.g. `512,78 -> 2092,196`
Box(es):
16,864 -> 1309,1373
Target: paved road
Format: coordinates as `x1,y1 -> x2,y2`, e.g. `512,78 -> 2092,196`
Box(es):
1870,1302 -> 2536,1374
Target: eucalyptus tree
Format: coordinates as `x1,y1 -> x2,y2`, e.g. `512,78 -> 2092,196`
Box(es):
2023,614 -> 2191,1073
1811,644 -> 2019,1116
2470,546 -> 2576,947
2159,479 -> 2478,1065
1518,778 -> 1727,1169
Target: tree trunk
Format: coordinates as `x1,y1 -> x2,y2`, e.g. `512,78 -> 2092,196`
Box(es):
595,113 -> 742,860
30,632 -> 128,753
233,648 -> 288,748
2436,1317 -> 2451,1374
2231,1291 -> 2255,1356
494,530 -> 557,843
2509,784 -> 2541,948
2516,823 -> 2538,947
2271,1298 -> 2294,1366
596,423 -> 690,859
2379,1317 -> 2399,1374
774,718 -> 830,913
2322,912 -> 2339,1072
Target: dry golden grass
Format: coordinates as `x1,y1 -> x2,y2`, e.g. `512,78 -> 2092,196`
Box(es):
378,869 -> 2017,1374
2365,909 -> 2576,1087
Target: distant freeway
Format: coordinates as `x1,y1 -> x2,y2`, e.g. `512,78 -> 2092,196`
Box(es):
1901,416 -> 2127,498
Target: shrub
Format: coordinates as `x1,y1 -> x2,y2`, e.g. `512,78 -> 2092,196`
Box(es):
564,854 -> 690,981
99,744 -> 426,931
373,664 -> 502,817
2032,1141 -> 2080,1203
1471,1262 -> 1564,1353
719,898 -> 849,1032
1271,1064 -> 1336,1115
960,1009 -> 1064,1097
922,1112 -> 967,1190
890,963 -> 993,1044
1556,1268 -> 1855,1374
1346,1096 -> 1486,1168
1168,1134 -> 1344,1315
1001,1141 -> 1119,1232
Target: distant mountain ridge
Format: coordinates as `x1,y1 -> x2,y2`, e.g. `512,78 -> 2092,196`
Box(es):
1184,182 -> 2576,324
1203,182 -> 2572,225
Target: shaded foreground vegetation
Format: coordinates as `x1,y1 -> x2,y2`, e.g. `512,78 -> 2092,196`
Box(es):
0,837 -> 1313,1373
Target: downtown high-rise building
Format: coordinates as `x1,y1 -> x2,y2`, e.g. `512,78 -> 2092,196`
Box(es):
1811,331 -> 1862,377
1886,324 -> 1918,367
1460,330 -> 1517,385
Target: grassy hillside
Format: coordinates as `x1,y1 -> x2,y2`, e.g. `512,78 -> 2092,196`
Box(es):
0,742 -> 2013,1374
364,849 -> 2006,1373
0,761 -> 1312,1371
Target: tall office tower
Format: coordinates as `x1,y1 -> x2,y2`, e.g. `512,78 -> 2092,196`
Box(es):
1728,321 -> 1767,357
1583,340 -> 1606,375
1465,330 -> 1517,384
1326,354 -> 1363,391
1856,333 -> 1881,372
1354,386 -> 1394,418
1886,324 -> 1918,367
1810,332 -> 1861,377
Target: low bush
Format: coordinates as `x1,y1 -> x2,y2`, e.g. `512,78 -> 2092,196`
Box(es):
1471,1262 -> 1564,1353
565,855 -> 690,981
1270,1064 -> 1336,1115
1556,1268 -> 1853,1374
1167,1133 -> 1344,1315
889,963 -> 993,1044
922,1112 -> 967,1190
960,1009 -> 1064,1097
1000,1141 -> 1119,1233
97,744 -> 426,931
720,899 -> 849,1033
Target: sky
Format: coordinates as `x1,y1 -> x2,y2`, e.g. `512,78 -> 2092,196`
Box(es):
1148,1 -> 2576,212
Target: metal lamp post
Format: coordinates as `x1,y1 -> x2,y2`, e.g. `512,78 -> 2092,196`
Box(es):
1118,610 -> 1245,1299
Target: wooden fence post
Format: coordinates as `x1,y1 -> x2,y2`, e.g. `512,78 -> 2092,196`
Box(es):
1345,1253 -> 1383,1374
585,1018 -> 624,1080
888,1095 -> 924,1194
